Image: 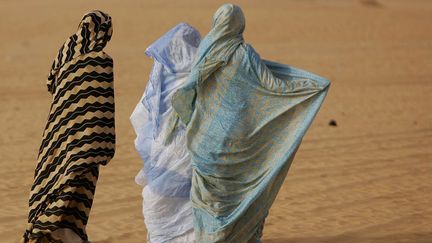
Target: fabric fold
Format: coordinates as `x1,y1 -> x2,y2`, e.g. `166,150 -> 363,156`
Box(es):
23,10 -> 115,243
130,23 -> 201,243
171,4 -> 330,242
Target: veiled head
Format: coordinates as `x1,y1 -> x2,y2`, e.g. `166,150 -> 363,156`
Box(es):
76,10 -> 113,52
211,4 -> 245,38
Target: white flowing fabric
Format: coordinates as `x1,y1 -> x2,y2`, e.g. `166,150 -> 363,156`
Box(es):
130,23 -> 200,243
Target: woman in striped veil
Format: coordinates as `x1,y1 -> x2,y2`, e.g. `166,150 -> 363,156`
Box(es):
22,10 -> 115,243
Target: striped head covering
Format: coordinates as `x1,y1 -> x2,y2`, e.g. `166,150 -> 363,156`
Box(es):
22,10 -> 115,243
47,10 -> 113,94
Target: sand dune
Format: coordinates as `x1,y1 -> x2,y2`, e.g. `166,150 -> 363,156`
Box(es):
0,0 -> 431,242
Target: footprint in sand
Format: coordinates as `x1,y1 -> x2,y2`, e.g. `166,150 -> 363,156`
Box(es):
360,0 -> 384,8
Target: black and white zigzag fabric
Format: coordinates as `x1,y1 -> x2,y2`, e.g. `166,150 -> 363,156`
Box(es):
22,10 -> 115,243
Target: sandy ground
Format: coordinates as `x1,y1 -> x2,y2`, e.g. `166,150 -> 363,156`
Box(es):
0,0 -> 431,242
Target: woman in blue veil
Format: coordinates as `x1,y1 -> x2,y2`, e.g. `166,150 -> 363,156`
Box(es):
130,23 -> 201,243
170,4 -> 330,242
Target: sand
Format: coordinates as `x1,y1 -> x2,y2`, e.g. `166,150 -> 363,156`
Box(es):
0,0 -> 431,242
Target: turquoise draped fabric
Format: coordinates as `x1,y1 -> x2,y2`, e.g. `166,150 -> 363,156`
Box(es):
171,4 -> 330,242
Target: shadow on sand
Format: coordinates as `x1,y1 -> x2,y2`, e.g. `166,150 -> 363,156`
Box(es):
360,0 -> 384,8
264,232 -> 432,243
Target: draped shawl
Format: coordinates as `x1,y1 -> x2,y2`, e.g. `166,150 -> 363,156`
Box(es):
130,23 -> 200,242
23,10 -> 115,243
171,4 -> 330,242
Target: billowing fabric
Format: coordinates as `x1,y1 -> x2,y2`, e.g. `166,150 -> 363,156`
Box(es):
23,10 -> 115,243
171,4 -> 330,243
130,23 -> 200,243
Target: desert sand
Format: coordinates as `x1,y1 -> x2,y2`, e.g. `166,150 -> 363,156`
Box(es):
0,0 -> 431,242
